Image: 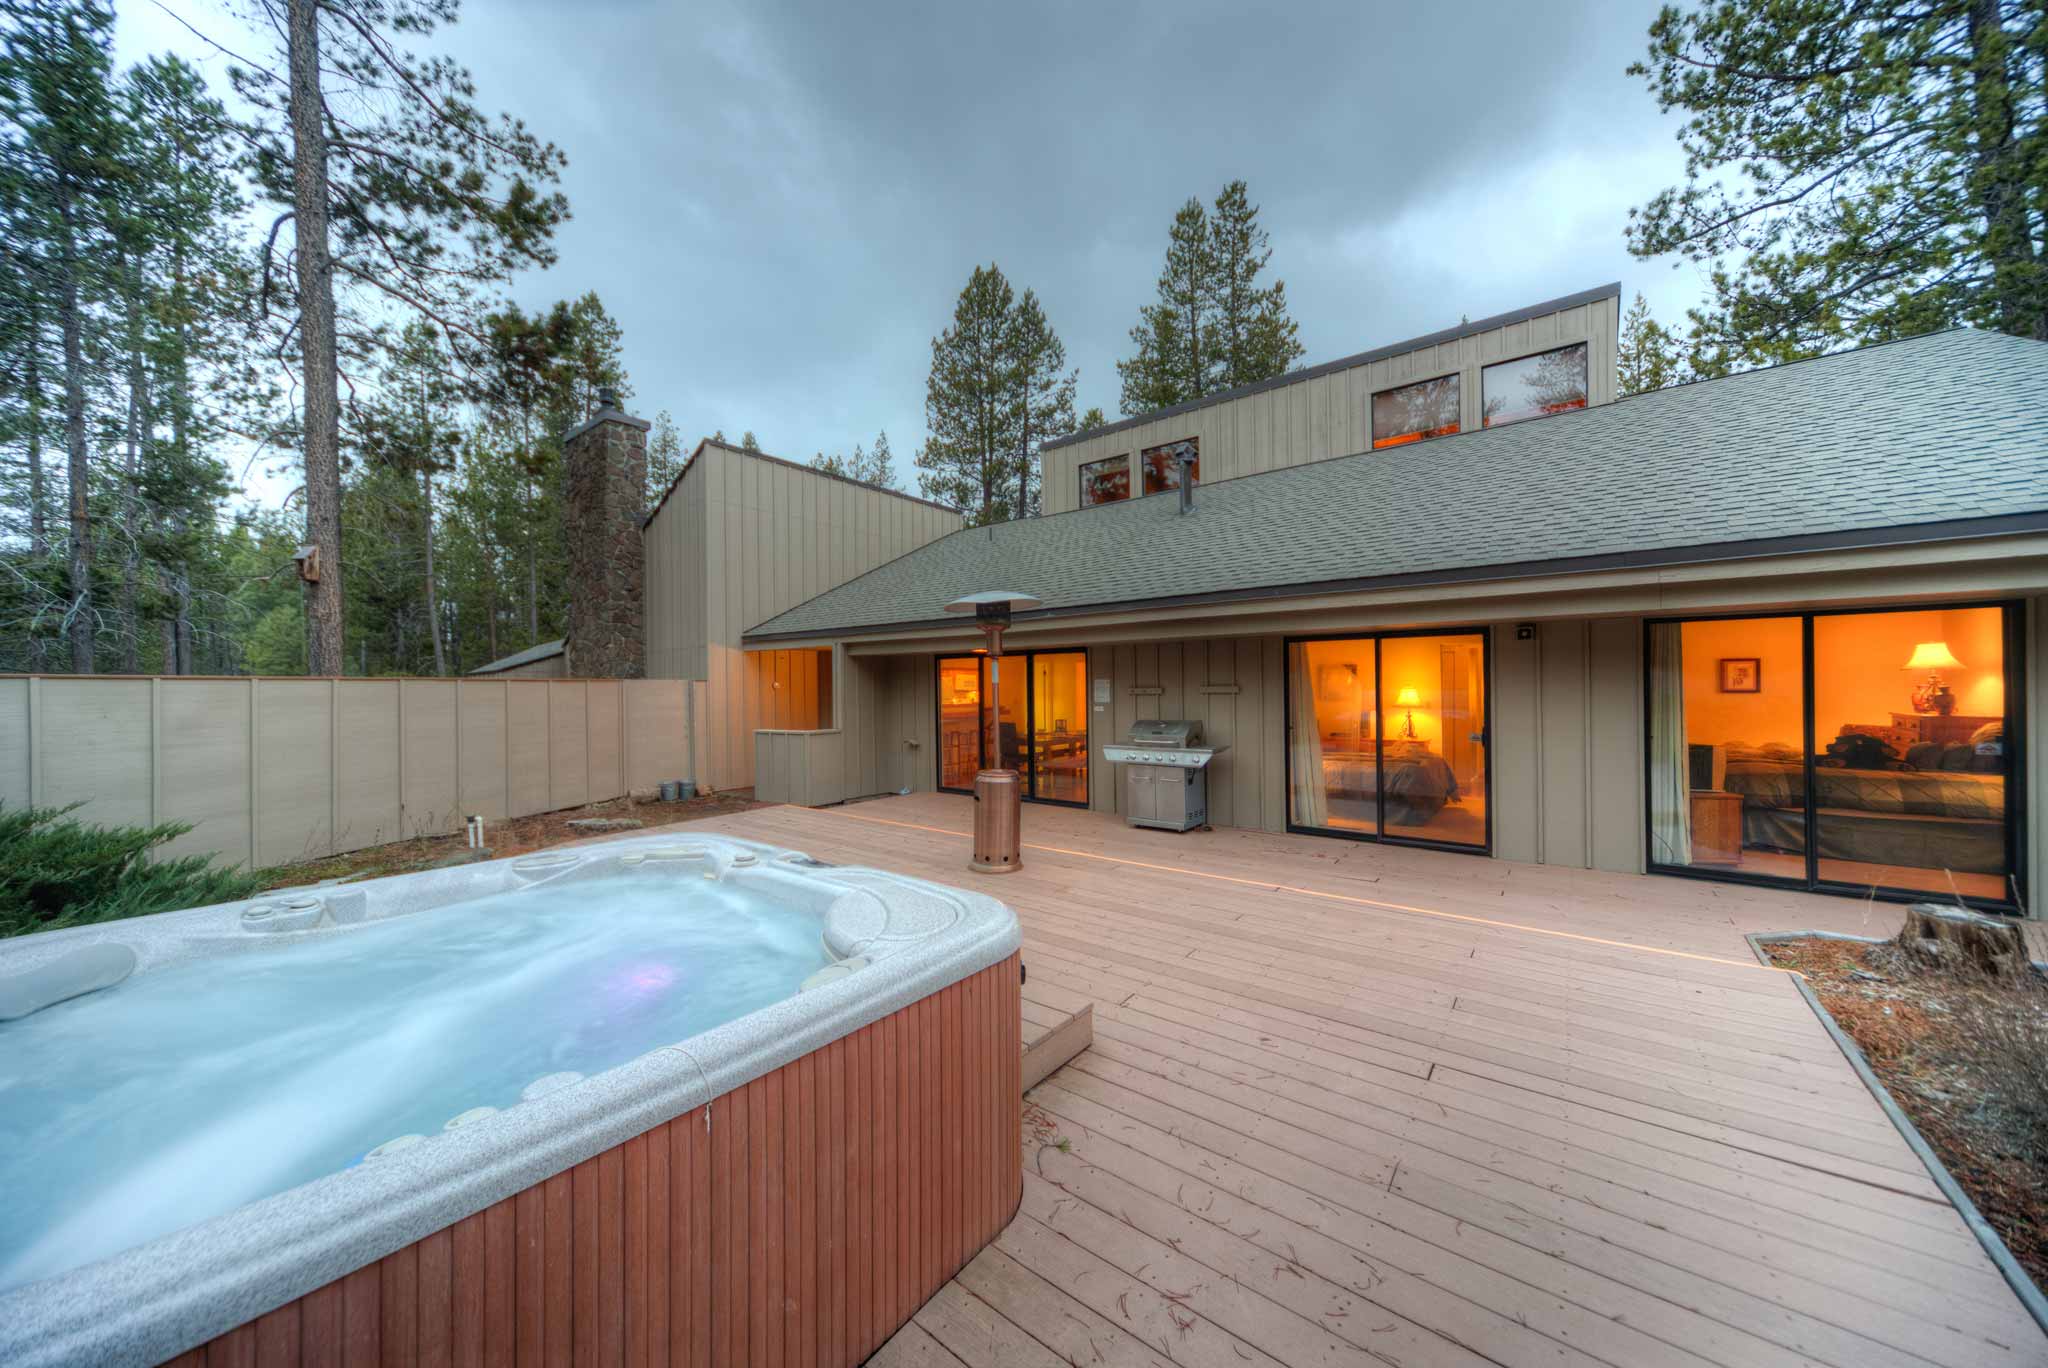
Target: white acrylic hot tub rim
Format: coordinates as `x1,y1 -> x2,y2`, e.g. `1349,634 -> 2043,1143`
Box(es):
0,832 -> 1021,1368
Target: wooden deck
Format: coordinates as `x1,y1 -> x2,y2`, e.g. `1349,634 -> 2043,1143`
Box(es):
690,795 -> 2046,1368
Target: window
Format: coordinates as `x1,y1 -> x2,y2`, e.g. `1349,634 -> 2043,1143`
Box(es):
935,651 -> 1089,805
1140,438 -> 1197,495
1285,631 -> 1489,850
1370,374 -> 1460,449
1647,604 -> 2018,908
1480,342 -> 1588,428
1079,454 -> 1130,507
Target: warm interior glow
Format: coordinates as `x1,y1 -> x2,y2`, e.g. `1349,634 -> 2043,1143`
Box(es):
1903,641 -> 1964,671
1394,686 -> 1422,707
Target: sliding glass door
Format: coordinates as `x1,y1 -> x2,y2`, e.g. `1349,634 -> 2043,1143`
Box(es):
1646,603 -> 2020,909
934,651 -> 1089,806
1285,630 -> 1490,851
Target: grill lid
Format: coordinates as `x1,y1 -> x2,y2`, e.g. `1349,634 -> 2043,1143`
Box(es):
1126,719 -> 1203,748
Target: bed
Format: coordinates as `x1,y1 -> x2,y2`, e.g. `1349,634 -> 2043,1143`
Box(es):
1320,750 -> 1460,826
1720,750 -> 2007,875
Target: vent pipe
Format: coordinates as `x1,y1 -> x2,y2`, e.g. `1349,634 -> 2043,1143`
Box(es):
1177,448 -> 1196,514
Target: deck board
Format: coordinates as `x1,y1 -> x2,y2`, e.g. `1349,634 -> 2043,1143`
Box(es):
683,796 -> 2045,1368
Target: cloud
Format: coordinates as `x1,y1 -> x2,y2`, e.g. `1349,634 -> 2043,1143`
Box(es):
117,0 -> 1704,494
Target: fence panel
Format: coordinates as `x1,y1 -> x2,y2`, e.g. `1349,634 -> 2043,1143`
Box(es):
0,674 -> 696,872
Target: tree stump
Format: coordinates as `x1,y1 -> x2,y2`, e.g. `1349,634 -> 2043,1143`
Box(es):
1892,903 -> 2027,978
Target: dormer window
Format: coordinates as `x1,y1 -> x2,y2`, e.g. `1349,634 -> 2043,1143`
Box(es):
1080,453 -> 1131,506
1141,438 -> 1198,495
1481,342 -> 1588,428
1371,374 -> 1461,449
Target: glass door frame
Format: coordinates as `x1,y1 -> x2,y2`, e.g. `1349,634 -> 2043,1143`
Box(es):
932,649 -> 1091,809
1640,599 -> 2027,914
1282,626 -> 1494,856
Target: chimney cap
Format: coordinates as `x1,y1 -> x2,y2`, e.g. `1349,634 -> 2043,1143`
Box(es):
597,385 -> 623,412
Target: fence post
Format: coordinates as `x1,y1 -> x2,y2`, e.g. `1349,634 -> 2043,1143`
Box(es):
26,675 -> 39,808
248,676 -> 261,869
149,677 -> 162,828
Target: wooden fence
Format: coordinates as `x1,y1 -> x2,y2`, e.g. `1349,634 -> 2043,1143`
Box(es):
0,675 -> 700,871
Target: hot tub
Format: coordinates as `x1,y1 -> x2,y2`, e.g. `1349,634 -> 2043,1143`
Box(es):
0,833 -> 1022,1367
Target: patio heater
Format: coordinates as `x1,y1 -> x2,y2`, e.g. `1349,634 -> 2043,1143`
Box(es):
944,590 -> 1042,875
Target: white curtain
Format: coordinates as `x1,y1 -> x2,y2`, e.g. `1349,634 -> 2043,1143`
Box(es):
1648,622 -> 1692,865
1287,644 -> 1329,828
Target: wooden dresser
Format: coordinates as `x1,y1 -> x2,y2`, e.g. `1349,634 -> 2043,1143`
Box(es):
1841,712 -> 1999,755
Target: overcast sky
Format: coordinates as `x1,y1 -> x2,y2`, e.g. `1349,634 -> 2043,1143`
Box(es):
116,0 -> 1712,499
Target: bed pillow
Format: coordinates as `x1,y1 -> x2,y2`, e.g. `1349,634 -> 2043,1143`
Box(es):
1905,741 -> 1945,771
1940,744 -> 1974,772
1970,720 -> 2003,746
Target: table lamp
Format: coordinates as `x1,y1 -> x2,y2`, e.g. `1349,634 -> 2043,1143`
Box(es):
1904,641 -> 1962,715
1394,686 -> 1422,739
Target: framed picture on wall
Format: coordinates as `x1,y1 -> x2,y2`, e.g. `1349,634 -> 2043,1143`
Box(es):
1719,657 -> 1761,693
1315,663 -> 1356,702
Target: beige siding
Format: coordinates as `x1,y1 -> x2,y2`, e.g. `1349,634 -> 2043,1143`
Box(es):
829,619 -> 1650,875
752,729 -> 848,807
643,442 -> 961,792
1042,293 -> 1621,515
0,675 -> 695,872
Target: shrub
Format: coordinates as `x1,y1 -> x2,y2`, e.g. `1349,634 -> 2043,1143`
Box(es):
0,803 -> 266,940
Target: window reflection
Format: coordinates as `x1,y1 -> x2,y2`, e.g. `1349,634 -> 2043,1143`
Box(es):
1647,606 -> 2015,906
1140,439 -> 1198,495
1480,343 -> 1588,428
1080,454 -> 1130,507
1371,374 -> 1460,449
1286,634 -> 1487,847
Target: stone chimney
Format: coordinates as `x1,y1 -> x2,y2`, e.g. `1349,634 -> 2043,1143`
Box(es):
562,387 -> 650,678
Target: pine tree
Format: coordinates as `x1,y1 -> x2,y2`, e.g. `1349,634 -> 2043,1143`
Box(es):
1117,182 -> 1301,414
355,322 -> 460,675
0,1 -> 128,672
1007,289 -> 1076,519
1209,180 -> 1303,389
811,430 -> 896,488
1077,406 -> 1106,431
915,263 -> 1021,524
1629,0 -> 2048,358
646,409 -> 684,503
221,0 -> 570,674
1117,198 -> 1211,415
1616,292 -> 1690,396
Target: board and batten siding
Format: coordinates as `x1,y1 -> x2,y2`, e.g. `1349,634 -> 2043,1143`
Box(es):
0,675 -> 694,871
1040,292 -> 1621,515
816,618 -> 1651,876
642,442 -> 962,794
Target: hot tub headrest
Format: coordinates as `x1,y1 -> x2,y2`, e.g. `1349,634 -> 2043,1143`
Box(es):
0,942 -> 138,1021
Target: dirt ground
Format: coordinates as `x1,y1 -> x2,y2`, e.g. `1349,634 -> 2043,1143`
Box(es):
1763,935 -> 2048,1291
255,790 -> 769,891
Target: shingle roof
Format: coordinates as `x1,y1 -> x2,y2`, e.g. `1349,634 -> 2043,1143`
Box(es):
469,638 -> 564,674
744,328 -> 2048,642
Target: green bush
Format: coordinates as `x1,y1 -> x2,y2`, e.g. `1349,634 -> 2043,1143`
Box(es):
0,803 -> 266,940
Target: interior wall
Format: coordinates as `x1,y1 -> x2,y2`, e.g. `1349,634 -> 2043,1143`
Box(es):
1680,617 -> 1803,748
1814,605 -> 2006,742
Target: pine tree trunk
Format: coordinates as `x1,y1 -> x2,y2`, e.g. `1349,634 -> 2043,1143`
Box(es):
56,171 -> 92,674
289,0 -> 345,675
25,308 -> 46,559
423,465 -> 445,676
120,253 -> 145,675
1967,0 -> 2045,340
174,574 -> 193,675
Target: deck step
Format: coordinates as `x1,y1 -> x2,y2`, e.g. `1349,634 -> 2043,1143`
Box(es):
1022,1003 -> 1093,1093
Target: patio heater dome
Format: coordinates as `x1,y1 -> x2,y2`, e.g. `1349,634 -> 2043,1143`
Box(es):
944,592 -> 1041,876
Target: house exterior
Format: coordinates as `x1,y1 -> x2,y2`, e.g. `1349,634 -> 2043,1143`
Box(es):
640,438 -> 963,793
468,638 -> 568,679
728,293 -> 2048,915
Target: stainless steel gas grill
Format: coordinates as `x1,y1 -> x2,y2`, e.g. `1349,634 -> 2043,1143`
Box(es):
1102,719 -> 1226,832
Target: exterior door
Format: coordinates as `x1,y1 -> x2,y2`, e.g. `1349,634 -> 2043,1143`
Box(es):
935,651 -> 1089,806
1285,630 -> 1490,852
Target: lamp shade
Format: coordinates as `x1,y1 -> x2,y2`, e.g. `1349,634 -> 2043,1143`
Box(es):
1393,686 -> 1422,707
1903,642 -> 1964,671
